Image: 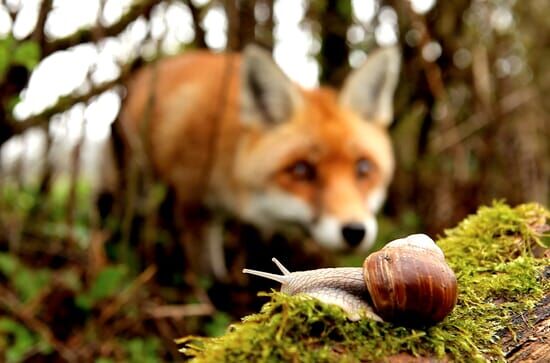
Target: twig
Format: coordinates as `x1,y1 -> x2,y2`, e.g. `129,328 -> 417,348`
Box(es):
430,88 -> 536,154
42,0 -> 162,58
499,88 -> 536,115
153,317 -> 186,360
87,230 -> 110,279
145,303 -> 215,319
30,0 -> 52,46
430,113 -> 487,154
9,75 -> 129,134
99,265 -> 157,323
0,286 -> 78,362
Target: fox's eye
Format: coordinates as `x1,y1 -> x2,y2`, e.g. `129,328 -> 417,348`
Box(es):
356,158 -> 372,178
287,160 -> 316,181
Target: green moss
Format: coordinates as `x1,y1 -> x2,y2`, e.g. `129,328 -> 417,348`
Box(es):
178,202 -> 549,362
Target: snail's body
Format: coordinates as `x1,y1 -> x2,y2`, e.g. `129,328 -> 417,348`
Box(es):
243,234 -> 458,326
244,264 -> 381,321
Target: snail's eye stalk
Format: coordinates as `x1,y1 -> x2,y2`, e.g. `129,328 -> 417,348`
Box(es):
242,268 -> 287,284
271,257 -> 290,275
242,257 -> 292,283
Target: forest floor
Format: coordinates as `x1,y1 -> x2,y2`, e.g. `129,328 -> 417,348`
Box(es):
1,180 -> 547,362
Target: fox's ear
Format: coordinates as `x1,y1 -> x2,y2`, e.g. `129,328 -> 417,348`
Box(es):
241,44 -> 302,126
339,47 -> 401,127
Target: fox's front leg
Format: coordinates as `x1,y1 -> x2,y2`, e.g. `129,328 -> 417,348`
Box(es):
205,216 -> 229,281
178,209 -> 229,284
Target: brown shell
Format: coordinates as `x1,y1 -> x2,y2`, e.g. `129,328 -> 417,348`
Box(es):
363,246 -> 457,325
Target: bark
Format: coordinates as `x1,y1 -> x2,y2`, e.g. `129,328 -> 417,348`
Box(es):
255,0 -> 274,51
387,282 -> 550,362
226,0 -> 257,51
317,0 -> 352,87
185,0 -> 208,48
501,271 -> 550,362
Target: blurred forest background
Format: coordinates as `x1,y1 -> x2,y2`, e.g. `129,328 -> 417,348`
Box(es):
0,0 -> 548,361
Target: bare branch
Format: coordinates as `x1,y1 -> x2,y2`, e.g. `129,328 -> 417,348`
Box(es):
10,67 -> 133,134
42,0 -> 162,57
145,303 -> 215,319
0,0 -> 162,145
0,285 -> 78,362
31,0 -> 53,46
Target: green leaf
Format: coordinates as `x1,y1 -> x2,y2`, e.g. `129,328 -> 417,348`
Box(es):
76,265 -> 128,309
0,36 -> 15,49
0,318 -> 37,363
95,358 -> 115,363
13,268 -> 51,303
336,0 -> 352,17
0,37 -> 15,78
59,268 -> 83,291
0,253 -> 51,303
12,41 -> 41,70
0,46 -> 10,80
123,338 -> 161,363
0,253 -> 19,276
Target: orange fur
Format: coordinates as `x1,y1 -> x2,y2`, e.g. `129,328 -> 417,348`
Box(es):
120,46 -> 400,263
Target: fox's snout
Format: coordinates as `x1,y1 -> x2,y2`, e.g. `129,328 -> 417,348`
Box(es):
341,222 -> 366,247
311,214 -> 378,252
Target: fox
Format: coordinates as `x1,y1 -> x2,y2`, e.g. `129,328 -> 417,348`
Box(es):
117,45 -> 401,279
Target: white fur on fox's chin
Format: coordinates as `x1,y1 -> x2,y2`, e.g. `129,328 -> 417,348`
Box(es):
311,215 -> 377,251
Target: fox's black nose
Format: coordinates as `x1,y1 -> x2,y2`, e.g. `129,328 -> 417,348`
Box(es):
342,223 -> 366,247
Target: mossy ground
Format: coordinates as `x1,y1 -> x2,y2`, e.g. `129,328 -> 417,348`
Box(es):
178,202 -> 549,362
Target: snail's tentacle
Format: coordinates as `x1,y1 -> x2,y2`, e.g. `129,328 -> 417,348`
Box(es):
271,257 -> 291,275
242,268 -> 288,284
242,257 -> 292,283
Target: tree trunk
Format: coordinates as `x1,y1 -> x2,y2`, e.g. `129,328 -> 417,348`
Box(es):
317,0 -> 352,87
186,0 -> 208,49
226,0 -> 257,51
255,0 -> 274,51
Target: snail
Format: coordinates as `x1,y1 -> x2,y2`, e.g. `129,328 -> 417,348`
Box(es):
243,234 -> 458,326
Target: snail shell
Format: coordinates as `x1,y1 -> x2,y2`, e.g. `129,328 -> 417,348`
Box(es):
243,234 -> 458,325
363,234 -> 457,325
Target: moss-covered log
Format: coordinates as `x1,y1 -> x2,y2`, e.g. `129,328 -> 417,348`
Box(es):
178,202 -> 549,362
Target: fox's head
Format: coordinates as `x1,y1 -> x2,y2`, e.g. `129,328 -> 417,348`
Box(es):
234,45 -> 400,252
